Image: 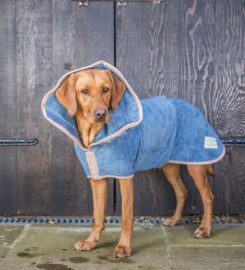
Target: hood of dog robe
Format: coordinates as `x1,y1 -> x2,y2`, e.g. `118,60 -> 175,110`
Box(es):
41,61 -> 225,179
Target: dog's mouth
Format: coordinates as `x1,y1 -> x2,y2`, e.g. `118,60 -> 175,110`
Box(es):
95,118 -> 106,123
94,114 -> 110,124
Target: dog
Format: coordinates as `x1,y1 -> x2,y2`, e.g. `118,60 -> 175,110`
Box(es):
42,61 -> 225,258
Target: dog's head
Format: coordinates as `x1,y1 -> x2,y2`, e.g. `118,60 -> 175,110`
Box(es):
55,69 -> 126,124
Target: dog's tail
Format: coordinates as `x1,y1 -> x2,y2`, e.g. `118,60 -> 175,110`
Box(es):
206,165 -> 215,177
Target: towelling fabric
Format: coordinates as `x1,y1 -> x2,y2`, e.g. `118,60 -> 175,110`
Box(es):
41,61 -> 225,179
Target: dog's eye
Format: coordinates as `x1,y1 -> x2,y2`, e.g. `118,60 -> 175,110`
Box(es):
102,87 -> 110,93
81,88 -> 89,95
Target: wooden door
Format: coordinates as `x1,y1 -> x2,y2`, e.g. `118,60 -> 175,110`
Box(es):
0,0 -> 115,215
115,0 -> 245,216
0,0 -> 244,216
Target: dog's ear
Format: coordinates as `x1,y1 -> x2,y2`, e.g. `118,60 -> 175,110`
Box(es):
56,74 -> 77,117
106,71 -> 126,110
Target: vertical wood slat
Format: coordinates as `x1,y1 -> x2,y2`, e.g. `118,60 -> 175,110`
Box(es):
213,0 -> 245,214
0,0 -> 17,214
116,1 -> 180,215
116,0 -> 245,215
177,0 -> 217,214
15,0 -> 53,214
51,0 -> 115,215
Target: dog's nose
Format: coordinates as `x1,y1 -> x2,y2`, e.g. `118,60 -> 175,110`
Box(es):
94,109 -> 107,121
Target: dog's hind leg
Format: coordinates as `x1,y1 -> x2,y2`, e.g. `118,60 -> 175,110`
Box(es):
74,178 -> 108,251
161,164 -> 187,226
187,165 -> 214,238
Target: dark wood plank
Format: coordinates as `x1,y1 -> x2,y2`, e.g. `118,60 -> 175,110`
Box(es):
177,0 -> 217,214
0,0 -> 17,214
116,1 -> 180,215
178,0 -> 216,113
214,147 -> 245,214
214,0 -> 245,136
15,0 -> 53,215
212,0 -> 245,214
51,0 -> 114,215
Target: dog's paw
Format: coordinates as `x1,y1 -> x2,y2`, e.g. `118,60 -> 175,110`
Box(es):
73,240 -> 97,251
113,245 -> 132,258
193,227 -> 211,239
162,217 -> 181,227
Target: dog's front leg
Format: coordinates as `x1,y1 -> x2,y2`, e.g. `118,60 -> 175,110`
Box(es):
74,178 -> 108,251
113,178 -> 133,258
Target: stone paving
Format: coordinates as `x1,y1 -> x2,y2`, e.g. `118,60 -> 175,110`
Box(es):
0,223 -> 245,270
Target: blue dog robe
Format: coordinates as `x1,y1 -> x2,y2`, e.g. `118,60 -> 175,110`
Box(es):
41,61 -> 225,179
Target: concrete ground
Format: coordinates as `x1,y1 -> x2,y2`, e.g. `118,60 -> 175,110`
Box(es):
0,223 -> 245,270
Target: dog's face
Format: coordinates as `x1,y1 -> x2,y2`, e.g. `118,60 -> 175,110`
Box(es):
56,69 -> 126,124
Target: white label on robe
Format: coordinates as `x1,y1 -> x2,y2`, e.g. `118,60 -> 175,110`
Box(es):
204,136 -> 218,149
